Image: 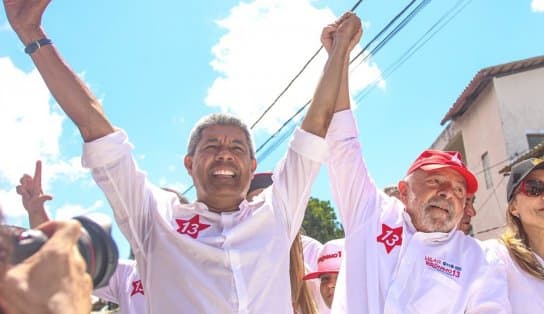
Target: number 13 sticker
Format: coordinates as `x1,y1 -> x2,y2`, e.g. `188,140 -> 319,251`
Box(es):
376,224 -> 403,254
176,214 -> 211,239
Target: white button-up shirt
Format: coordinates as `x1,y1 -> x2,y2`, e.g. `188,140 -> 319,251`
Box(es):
326,110 -> 511,314
485,239 -> 544,312
93,259 -> 145,314
82,128 -> 327,314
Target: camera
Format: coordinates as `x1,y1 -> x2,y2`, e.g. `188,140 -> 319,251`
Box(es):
9,214 -> 118,288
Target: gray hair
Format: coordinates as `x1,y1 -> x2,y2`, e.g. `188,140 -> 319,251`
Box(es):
383,185 -> 400,198
187,113 -> 255,159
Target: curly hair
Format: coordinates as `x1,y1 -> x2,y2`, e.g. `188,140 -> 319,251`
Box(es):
501,202 -> 544,280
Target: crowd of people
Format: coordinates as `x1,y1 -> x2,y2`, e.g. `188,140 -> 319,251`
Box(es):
1,0 -> 543,313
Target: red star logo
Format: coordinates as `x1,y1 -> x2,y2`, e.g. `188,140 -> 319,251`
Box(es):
130,280 -> 144,296
175,214 -> 211,239
376,224 -> 403,254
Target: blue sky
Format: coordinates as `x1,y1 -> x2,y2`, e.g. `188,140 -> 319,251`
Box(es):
1,0 -> 543,258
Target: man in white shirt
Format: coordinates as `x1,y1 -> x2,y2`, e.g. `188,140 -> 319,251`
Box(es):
323,29 -> 511,313
3,0 -> 362,312
93,259 -> 144,314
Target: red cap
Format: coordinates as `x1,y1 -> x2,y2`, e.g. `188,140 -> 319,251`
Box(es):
407,150 -> 478,194
303,239 -> 344,280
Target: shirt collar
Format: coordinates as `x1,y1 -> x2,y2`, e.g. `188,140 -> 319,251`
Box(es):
192,200 -> 251,215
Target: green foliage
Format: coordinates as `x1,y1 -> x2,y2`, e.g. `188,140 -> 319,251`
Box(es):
302,197 -> 344,243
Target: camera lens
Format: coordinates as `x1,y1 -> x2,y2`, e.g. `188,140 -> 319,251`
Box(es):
9,214 -> 118,288
73,215 -> 119,288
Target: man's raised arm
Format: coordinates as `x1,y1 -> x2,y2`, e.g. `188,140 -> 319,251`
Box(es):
4,0 -> 114,142
301,12 -> 361,138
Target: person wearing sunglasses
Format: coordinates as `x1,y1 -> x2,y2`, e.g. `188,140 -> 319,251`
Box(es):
486,157 -> 544,312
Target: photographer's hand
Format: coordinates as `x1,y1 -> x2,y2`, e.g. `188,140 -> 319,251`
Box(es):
0,220 -> 93,314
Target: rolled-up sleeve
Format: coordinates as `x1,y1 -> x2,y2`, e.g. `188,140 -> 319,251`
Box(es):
271,128 -> 327,241
82,129 -> 156,260
326,110 -> 381,234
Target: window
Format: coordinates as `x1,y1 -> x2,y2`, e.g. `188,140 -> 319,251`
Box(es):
481,152 -> 493,189
527,134 -> 544,150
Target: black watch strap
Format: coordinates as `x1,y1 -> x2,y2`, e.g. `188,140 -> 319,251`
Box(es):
24,38 -> 53,54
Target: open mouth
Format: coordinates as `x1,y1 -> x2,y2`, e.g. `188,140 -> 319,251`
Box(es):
212,169 -> 236,178
427,205 -> 452,219
429,205 -> 448,212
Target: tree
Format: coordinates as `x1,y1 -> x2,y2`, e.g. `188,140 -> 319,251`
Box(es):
302,197 -> 344,243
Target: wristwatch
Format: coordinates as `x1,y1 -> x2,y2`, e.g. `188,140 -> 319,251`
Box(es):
24,38 -> 52,54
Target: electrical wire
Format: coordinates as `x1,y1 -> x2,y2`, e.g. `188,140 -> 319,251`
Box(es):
182,0 -> 367,195
249,0 -> 366,130
354,0 -> 473,104
253,0 -> 432,163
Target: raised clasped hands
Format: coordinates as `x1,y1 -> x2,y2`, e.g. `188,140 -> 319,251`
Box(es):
321,11 -> 363,56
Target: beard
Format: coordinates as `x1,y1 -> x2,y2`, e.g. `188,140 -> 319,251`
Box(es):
409,193 -> 460,233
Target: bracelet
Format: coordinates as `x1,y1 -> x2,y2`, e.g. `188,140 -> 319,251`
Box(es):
24,38 -> 53,55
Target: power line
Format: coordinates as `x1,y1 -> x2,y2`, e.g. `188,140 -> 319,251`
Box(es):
350,0 -> 428,70
475,175 -> 505,213
182,0 -> 366,196
354,0 -> 472,103
256,100 -> 310,154
474,224 -> 506,235
349,0 -> 418,68
249,0 -> 366,130
253,0 -> 432,163
473,175 -> 507,235
472,146 -> 531,176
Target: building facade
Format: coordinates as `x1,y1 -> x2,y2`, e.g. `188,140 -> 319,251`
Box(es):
431,55 -> 544,240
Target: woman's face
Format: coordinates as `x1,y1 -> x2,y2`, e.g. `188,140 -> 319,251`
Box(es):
511,169 -> 544,232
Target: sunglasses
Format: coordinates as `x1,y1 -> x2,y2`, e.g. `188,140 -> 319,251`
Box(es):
518,179 -> 544,197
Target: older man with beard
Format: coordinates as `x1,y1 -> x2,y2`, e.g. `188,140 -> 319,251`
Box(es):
327,145 -> 511,313
323,34 -> 510,312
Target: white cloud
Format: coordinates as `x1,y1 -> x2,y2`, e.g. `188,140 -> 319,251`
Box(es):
0,188 -> 31,224
0,20 -> 10,32
206,0 -> 383,133
55,200 -> 104,220
532,0 -> 544,12
0,57 -> 87,221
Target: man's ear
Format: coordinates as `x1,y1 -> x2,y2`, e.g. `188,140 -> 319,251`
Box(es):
251,159 -> 257,173
398,180 -> 409,205
184,155 -> 193,175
